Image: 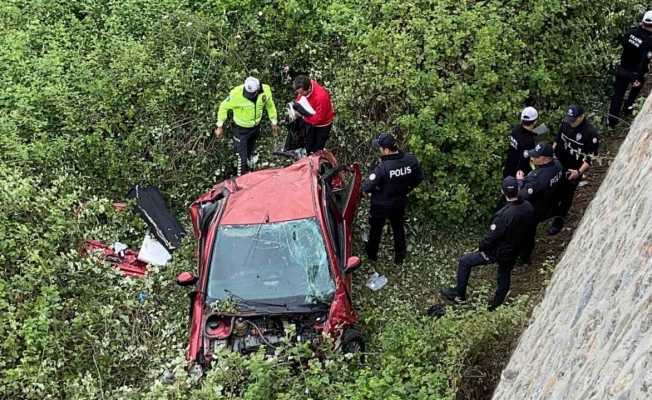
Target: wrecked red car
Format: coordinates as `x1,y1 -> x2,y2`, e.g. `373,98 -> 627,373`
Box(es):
176,151 -> 362,365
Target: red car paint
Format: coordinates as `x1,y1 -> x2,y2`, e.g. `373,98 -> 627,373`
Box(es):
183,151 -> 361,364
83,240 -> 148,277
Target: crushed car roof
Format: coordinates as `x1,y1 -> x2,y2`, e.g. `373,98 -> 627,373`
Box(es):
219,157 -> 318,225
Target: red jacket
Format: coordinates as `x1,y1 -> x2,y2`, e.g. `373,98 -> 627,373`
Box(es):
295,80 -> 334,127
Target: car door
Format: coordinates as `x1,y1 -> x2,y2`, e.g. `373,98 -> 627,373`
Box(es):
327,163 -> 362,290
339,163 -> 361,231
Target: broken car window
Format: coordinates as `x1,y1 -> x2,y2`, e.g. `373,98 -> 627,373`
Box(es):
207,218 -> 335,307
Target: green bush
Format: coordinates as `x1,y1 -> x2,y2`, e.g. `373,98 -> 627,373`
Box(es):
1,0 -> 637,222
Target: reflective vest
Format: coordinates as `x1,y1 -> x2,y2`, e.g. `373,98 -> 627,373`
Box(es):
216,84 -> 278,128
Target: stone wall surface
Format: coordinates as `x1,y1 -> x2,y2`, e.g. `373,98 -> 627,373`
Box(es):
492,95 -> 652,400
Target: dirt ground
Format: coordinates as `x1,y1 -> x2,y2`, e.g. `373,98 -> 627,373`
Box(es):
458,123 -> 631,400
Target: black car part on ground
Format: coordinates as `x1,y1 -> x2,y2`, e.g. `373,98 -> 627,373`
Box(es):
127,184 -> 186,251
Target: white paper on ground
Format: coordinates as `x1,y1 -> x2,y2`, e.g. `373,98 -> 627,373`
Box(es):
111,241 -> 128,255
366,272 -> 388,291
138,234 -> 171,266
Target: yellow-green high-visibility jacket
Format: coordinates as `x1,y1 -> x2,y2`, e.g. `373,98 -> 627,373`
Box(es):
216,84 -> 278,128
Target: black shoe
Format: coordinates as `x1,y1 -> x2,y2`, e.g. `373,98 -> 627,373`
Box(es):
623,106 -> 634,117
514,260 -> 531,274
426,303 -> 446,318
439,287 -> 465,304
547,218 -> 564,236
547,225 -> 562,235
547,224 -> 562,236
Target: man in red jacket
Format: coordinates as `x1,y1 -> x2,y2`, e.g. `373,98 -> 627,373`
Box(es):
290,75 -> 335,153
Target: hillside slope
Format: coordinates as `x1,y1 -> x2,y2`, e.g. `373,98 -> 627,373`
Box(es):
492,97 -> 652,399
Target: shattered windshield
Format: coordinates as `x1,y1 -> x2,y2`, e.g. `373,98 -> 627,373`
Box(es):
206,218 -> 335,308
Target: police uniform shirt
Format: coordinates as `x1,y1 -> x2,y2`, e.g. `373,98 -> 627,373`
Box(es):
518,160 -> 562,220
503,124 -> 536,178
362,151 -> 424,208
554,120 -> 600,171
478,199 -> 536,262
620,26 -> 652,79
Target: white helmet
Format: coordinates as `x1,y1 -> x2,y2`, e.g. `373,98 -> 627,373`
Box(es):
244,76 -> 261,93
521,106 -> 539,122
643,11 -> 652,25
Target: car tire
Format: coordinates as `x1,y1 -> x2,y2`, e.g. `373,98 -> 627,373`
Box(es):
341,326 -> 364,354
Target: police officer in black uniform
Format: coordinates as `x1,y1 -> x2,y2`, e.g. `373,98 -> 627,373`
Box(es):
607,11 -> 652,128
440,177 -> 536,310
516,143 -> 562,263
362,133 -> 424,265
548,105 -> 600,235
503,106 -> 539,178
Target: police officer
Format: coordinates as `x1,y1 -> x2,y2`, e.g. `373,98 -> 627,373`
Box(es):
548,105 -> 600,235
516,142 -> 562,263
214,77 -> 279,175
440,177 -> 536,310
503,106 -> 539,178
362,133 -> 424,265
607,11 -> 652,128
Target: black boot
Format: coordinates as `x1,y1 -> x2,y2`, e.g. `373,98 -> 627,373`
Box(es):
439,287 -> 466,304
547,217 -> 564,236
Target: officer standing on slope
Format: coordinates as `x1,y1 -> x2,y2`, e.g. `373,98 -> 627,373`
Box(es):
440,177 -> 536,310
548,105 -> 600,235
503,106 -> 539,178
515,143 -> 562,264
214,77 -> 279,175
362,133 -> 424,265
607,11 -> 652,128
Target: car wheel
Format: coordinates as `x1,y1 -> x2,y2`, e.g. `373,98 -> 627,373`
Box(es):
341,326 -> 364,354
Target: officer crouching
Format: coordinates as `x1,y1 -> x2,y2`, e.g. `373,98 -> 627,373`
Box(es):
362,133 -> 424,265
440,177 -> 536,310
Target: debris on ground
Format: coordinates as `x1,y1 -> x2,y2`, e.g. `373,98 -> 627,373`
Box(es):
366,272 -> 388,291
137,233 -> 171,266
127,184 -> 186,251
83,240 -> 148,277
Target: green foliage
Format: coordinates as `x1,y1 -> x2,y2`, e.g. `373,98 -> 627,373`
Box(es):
1,0 -> 638,222
0,0 -> 639,398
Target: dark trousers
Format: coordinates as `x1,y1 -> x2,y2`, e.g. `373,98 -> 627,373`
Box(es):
305,124 -> 331,154
455,251 -> 515,309
607,68 -> 645,127
551,176 -> 579,228
366,203 -> 406,263
284,120 -> 305,151
520,228 -> 536,264
232,125 -> 260,175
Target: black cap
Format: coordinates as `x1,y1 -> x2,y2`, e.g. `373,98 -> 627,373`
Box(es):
372,133 -> 397,149
528,142 -> 554,158
502,176 -> 519,197
563,105 -> 585,124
